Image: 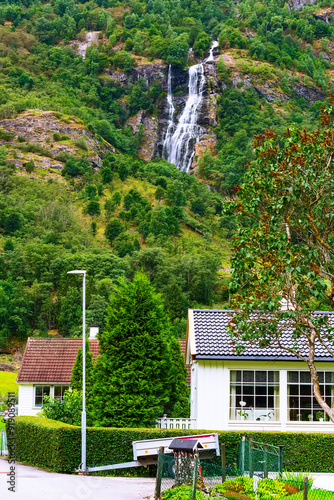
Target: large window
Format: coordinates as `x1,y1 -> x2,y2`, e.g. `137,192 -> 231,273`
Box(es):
230,370 -> 279,421
288,371 -> 334,422
35,386 -> 50,407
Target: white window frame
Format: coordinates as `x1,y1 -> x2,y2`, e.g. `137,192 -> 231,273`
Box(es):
287,370 -> 334,422
34,385 -> 69,408
229,369 -> 280,421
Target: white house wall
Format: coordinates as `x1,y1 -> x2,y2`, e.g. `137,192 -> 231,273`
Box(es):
192,359 -> 334,432
18,385 -> 40,417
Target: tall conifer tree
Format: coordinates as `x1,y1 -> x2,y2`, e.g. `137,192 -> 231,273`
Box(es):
92,272 -> 173,427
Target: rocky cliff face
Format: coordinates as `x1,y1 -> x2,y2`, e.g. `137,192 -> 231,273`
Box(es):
113,48 -> 326,169
0,110 -> 112,172
288,0 -> 317,11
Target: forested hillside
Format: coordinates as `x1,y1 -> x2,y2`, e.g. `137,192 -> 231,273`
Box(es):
0,0 -> 333,349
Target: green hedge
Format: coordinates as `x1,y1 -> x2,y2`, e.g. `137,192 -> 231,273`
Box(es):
7,417 -> 334,474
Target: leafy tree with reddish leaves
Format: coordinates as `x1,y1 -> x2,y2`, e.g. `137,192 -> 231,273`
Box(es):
224,98 -> 334,422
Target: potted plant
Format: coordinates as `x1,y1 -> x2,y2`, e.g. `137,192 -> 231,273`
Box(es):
238,401 -> 248,420
308,414 -> 313,421
316,411 -> 324,422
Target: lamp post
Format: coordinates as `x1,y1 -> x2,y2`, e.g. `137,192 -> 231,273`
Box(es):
67,269 -> 86,472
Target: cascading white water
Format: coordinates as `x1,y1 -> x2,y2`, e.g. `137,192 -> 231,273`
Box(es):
162,41 -> 218,171
162,65 -> 175,156
205,40 -> 219,62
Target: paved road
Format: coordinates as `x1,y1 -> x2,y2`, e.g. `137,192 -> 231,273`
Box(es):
0,457 -> 155,500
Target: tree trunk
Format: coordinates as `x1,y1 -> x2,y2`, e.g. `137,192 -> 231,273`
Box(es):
307,360 -> 334,423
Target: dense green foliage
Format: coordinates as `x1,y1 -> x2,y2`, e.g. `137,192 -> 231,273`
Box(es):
1,0 -> 334,352
42,390 -> 83,426
0,150 -> 225,348
8,417 -> 334,474
92,272 -> 186,427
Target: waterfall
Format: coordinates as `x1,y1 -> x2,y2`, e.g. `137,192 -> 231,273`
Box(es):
162,65 -> 175,157
205,40 -> 219,62
162,41 -> 218,172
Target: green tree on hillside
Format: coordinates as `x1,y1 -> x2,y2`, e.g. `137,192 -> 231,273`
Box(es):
92,273 -> 176,427
224,100 -> 334,422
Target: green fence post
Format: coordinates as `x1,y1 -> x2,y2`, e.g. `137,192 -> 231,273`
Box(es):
192,455 -> 198,500
221,443 -> 226,483
249,437 -> 253,479
303,477 -> 308,500
278,446 -> 283,477
264,444 -> 268,479
155,447 -> 164,500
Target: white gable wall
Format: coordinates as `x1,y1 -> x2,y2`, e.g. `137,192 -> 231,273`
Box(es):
18,385 -> 40,417
191,359 -> 334,432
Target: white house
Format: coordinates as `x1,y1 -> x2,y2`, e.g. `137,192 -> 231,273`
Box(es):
186,309 -> 334,432
17,338 -> 99,416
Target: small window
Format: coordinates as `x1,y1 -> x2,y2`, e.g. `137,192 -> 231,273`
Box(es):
288,371 -> 334,421
54,386 -> 69,401
35,386 -> 50,407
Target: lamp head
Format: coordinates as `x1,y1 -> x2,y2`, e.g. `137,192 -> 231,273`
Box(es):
67,270 -> 86,275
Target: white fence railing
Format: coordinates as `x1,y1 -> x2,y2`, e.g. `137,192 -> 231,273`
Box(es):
156,416 -> 197,430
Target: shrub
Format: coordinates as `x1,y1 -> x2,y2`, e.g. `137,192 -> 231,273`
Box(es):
74,137 -> 88,151
105,219 -> 125,244
8,419 -> 334,476
86,200 -> 101,217
24,160 -> 35,173
53,132 -> 70,142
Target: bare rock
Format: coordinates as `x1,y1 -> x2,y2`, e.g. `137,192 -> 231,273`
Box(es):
288,0 -> 317,11
293,84 -> 325,103
254,83 -> 288,104
190,135 -> 217,174
127,110 -> 158,162
0,110 -> 112,169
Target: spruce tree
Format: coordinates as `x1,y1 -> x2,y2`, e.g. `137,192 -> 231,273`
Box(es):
92,272 -> 172,428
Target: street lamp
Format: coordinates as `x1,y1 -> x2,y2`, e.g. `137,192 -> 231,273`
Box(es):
67,270 -> 87,472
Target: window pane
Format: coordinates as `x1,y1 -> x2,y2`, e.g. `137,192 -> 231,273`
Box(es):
289,384 -> 299,395
255,386 -> 266,396
300,397 -> 311,409
300,385 -> 311,395
256,372 -> 267,383
243,371 -> 254,383
300,372 -> 311,384
318,372 -> 324,384
256,396 -> 267,407
288,372 -> 298,383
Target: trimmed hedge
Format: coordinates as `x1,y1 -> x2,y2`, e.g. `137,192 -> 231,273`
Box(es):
7,417 -> 334,474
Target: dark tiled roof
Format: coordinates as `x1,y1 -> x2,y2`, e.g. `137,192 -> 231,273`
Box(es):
178,339 -> 191,385
193,310 -> 334,361
17,338 -> 100,384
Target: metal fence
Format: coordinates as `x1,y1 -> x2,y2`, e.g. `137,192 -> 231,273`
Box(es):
239,436 -> 283,478
156,453 -> 245,499
156,467 -> 334,500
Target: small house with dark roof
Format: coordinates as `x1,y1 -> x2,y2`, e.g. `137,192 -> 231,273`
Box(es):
186,309 -> 334,433
17,338 -> 99,416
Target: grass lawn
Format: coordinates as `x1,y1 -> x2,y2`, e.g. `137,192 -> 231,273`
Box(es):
0,371 -> 18,397
0,421 -> 5,432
